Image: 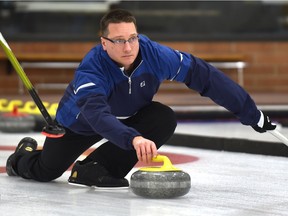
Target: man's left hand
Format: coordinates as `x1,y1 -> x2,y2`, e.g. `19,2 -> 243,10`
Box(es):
252,111 -> 276,133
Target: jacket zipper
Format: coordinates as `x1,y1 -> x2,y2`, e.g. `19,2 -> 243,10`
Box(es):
128,77 -> 132,94
122,60 -> 143,95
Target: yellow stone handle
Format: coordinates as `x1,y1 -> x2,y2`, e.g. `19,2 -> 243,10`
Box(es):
139,155 -> 181,172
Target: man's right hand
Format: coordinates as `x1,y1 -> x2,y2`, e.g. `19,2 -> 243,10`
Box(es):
132,136 -> 158,164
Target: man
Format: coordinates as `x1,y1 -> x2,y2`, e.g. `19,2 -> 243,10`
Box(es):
6,9 -> 275,187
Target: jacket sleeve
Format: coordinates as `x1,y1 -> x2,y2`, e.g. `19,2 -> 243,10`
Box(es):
76,94 -> 141,150
176,54 -> 260,126
143,36 -> 260,126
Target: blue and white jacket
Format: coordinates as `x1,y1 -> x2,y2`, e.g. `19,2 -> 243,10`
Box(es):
56,34 -> 260,150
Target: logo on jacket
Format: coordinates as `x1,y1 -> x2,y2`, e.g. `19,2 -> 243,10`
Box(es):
140,81 -> 146,88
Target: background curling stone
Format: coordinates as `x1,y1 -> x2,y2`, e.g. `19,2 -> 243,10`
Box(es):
0,106 -> 35,133
18,101 -> 50,132
130,155 -> 191,199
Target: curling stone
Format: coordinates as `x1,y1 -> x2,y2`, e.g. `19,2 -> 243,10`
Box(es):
17,101 -> 50,132
130,155 -> 191,199
0,106 -> 35,133
0,98 -> 8,112
18,101 -> 50,115
0,99 -> 23,112
47,102 -> 58,116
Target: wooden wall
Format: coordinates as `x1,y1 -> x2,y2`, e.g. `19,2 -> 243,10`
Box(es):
0,40 -> 288,95
162,41 -> 288,93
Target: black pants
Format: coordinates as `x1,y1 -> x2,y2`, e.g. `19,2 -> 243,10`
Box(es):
17,102 -> 177,182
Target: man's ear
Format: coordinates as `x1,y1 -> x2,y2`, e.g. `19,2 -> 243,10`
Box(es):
101,37 -> 107,51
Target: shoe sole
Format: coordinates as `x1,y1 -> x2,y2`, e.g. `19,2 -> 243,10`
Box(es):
68,181 -> 129,190
6,153 -> 18,176
6,137 -> 38,176
17,137 -> 37,150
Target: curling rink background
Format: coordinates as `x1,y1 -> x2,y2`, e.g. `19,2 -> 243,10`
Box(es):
1,121 -> 288,216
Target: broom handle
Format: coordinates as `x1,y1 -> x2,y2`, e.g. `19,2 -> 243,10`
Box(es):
269,130 -> 288,147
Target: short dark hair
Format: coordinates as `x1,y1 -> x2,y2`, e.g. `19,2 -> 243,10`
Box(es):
100,9 -> 137,37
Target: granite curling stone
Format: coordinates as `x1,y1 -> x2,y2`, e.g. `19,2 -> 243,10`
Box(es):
0,106 -> 35,133
130,155 -> 191,199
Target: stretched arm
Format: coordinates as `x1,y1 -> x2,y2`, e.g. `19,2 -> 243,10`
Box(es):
78,94 -> 141,150
184,56 -> 276,132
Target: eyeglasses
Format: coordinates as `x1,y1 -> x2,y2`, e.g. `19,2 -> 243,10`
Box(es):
102,35 -> 139,46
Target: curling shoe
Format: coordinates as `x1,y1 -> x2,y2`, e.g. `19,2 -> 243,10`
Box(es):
6,137 -> 38,176
68,161 -> 129,188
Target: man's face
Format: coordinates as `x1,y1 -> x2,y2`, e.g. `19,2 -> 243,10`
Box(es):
101,22 -> 139,71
